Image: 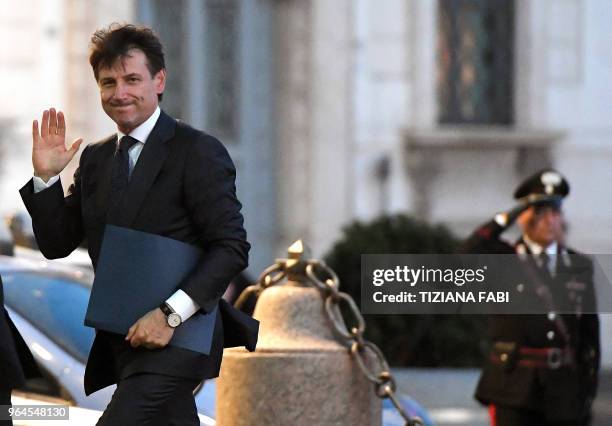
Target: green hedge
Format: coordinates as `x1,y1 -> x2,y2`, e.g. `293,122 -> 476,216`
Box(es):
324,214 -> 487,367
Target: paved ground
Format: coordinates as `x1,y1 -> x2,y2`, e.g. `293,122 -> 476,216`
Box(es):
592,370 -> 612,425
393,368 -> 612,426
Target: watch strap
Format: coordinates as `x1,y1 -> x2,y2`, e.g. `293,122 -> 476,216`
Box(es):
159,301 -> 175,317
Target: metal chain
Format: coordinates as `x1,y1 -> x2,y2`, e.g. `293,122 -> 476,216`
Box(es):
235,258 -> 424,426
234,263 -> 286,310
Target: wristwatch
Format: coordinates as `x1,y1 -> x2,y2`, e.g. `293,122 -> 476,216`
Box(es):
159,302 -> 182,328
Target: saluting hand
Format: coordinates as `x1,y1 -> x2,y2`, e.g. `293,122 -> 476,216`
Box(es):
32,108 -> 83,182
498,194 -> 562,227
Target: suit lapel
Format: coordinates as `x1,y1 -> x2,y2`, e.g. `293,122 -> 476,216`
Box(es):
120,110 -> 176,227
95,135 -> 119,221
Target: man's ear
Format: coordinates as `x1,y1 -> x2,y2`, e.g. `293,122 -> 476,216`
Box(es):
154,69 -> 167,95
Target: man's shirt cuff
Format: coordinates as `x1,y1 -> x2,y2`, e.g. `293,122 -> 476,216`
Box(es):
166,289 -> 200,321
32,175 -> 60,193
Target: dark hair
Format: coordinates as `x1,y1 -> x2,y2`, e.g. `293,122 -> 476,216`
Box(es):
89,23 -> 165,99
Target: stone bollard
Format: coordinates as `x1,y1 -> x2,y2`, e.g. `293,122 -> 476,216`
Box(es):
216,241 -> 381,426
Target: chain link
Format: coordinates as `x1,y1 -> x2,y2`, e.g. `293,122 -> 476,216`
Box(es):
234,263 -> 286,310
234,258 -> 424,426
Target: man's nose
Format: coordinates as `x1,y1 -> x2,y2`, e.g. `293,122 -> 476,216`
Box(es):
113,82 -> 129,99
542,210 -> 559,223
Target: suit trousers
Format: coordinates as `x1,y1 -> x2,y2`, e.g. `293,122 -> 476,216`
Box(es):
0,389 -> 12,426
491,405 -> 591,426
96,373 -> 201,426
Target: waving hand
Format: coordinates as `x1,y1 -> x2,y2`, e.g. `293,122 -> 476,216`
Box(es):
32,108 -> 83,182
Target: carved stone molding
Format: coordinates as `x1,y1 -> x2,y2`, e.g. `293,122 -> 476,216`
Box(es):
403,127 -> 565,219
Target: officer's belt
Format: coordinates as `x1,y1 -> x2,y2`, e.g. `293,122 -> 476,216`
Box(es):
490,343 -> 576,370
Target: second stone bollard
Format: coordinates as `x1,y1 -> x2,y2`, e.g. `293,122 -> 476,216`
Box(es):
216,241 -> 381,426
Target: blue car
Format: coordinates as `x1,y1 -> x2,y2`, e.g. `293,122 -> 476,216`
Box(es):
0,254 -> 432,425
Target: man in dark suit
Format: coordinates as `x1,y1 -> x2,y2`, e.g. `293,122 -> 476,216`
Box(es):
462,169 -> 600,426
0,275 -> 40,425
20,23 -> 255,425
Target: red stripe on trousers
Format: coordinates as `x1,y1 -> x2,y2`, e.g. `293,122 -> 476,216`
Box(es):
489,404 -> 496,426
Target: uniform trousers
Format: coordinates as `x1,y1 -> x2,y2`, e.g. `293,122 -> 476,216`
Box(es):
490,405 -> 590,426
0,388 -> 12,426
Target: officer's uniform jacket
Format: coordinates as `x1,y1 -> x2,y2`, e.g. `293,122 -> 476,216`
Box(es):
462,219 -> 600,421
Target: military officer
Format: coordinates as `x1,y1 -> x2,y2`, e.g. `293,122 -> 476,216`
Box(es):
462,169 -> 600,426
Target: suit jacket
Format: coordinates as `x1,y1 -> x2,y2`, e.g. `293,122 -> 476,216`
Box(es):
462,220 -> 600,421
0,275 -> 40,390
20,111 -> 256,395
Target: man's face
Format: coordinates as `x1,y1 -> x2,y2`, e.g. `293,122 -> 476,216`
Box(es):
97,49 -> 166,134
517,204 -> 563,247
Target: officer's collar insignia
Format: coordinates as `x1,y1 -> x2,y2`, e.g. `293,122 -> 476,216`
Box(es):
561,248 -> 572,267
516,243 -> 528,260
541,171 -> 562,195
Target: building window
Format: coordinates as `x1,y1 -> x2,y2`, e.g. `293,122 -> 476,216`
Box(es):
139,0 -> 240,141
204,0 -> 240,142
437,0 -> 514,125
150,0 -> 186,120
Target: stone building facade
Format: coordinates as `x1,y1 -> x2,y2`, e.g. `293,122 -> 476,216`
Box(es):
0,0 -> 610,363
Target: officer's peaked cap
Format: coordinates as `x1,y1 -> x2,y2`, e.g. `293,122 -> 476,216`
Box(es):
513,168 -> 570,200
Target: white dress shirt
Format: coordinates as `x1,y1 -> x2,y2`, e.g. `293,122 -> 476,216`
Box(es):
32,106 -> 200,322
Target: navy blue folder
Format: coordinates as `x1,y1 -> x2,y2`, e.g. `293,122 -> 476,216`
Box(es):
85,225 -> 217,354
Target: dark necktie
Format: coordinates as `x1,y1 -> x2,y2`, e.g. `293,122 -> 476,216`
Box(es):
107,135 -> 139,223
538,252 -> 551,276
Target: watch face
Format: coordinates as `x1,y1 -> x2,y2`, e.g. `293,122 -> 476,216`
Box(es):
167,313 -> 182,328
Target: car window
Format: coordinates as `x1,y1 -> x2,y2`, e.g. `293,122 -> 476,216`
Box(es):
2,271 -> 95,363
